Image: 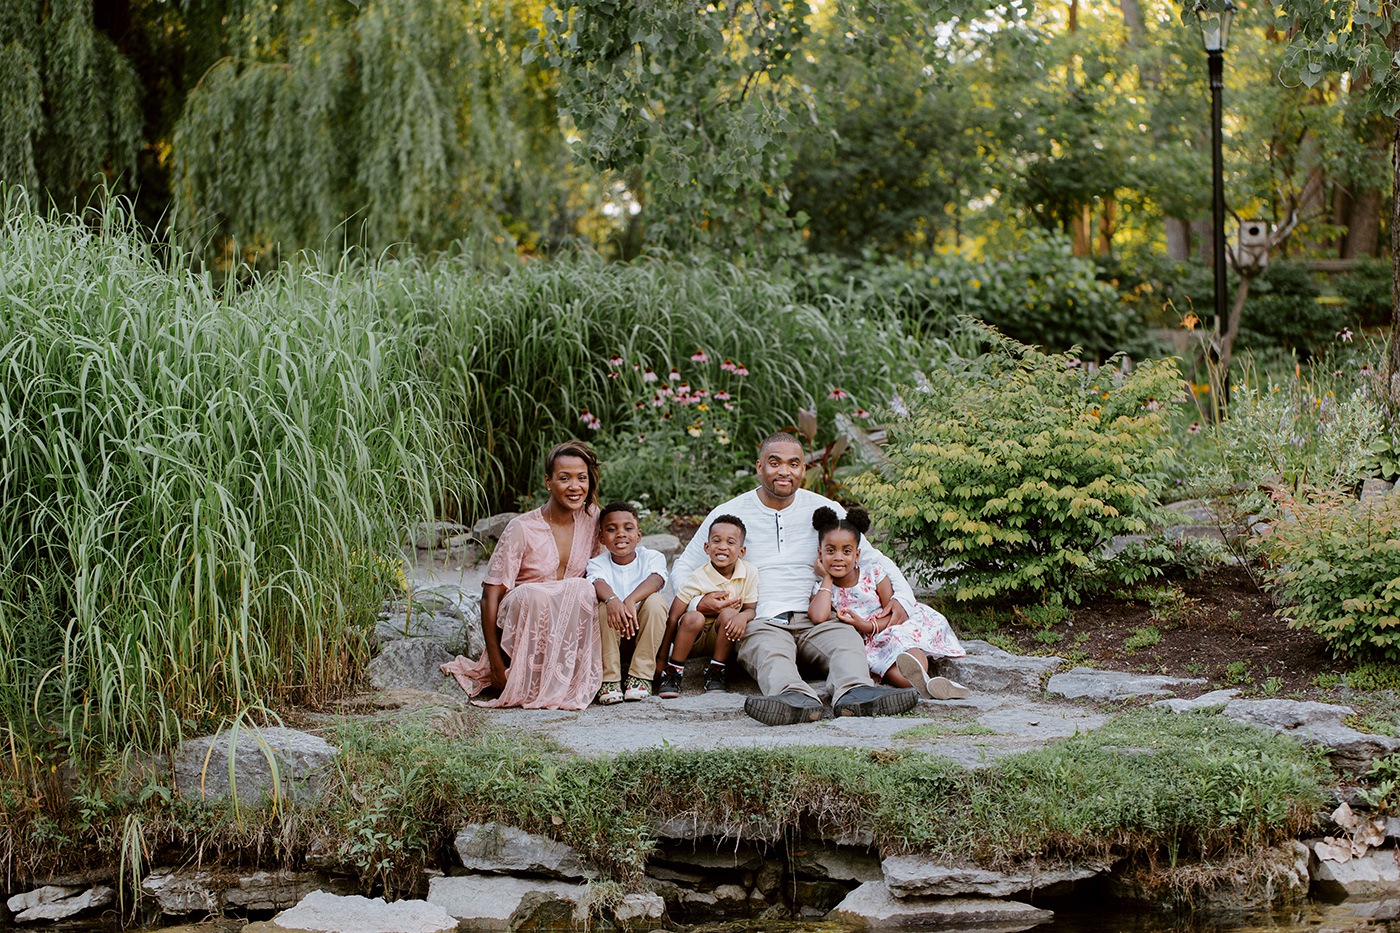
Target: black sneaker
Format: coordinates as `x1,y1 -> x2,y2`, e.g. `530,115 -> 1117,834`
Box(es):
744,690 -> 824,726
833,684 -> 919,717
704,666 -> 727,693
657,667 -> 683,699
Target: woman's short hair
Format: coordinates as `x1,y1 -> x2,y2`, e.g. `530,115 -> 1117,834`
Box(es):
545,439 -> 601,507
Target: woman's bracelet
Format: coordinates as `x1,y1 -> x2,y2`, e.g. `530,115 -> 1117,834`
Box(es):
606,595 -> 620,603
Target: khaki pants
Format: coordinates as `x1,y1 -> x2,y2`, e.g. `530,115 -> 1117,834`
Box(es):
598,592 -> 667,683
736,612 -> 872,703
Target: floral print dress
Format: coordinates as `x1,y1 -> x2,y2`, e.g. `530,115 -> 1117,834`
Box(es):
817,562 -> 967,677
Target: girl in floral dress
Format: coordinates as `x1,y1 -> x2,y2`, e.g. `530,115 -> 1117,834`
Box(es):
808,507 -> 969,700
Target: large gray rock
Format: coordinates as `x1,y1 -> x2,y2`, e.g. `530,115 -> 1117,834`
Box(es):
938,642 -> 1064,694
376,598 -> 483,658
7,884 -> 113,922
882,856 -> 1105,898
266,892 -> 456,933
368,639 -> 457,693
828,881 -> 1053,931
639,533 -> 682,565
1047,668 -> 1206,702
172,727 -> 339,806
473,513 -> 520,542
142,869 -> 225,914
453,823 -> 589,879
795,844 -> 882,883
411,522 -> 472,550
426,875 -> 584,932
225,871 -> 336,912
1153,696 -> 1400,773
651,839 -> 764,872
1311,844 -> 1400,899
612,891 -> 665,928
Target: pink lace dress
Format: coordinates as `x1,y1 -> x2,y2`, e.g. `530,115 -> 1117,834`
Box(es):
816,563 -> 967,677
441,506 -> 602,709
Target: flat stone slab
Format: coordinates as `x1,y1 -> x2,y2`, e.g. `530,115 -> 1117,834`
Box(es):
939,641 -> 1064,694
1047,668 -> 1206,702
454,822 -> 588,879
265,892 -> 456,933
1310,843 -> 1400,900
828,881 -> 1053,931
1153,695 -> 1400,772
882,856 -> 1106,898
7,884 -> 114,922
426,876 -> 584,932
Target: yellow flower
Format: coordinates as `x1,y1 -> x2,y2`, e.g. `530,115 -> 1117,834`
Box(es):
1181,312 -> 1199,331
1191,382 -> 1211,397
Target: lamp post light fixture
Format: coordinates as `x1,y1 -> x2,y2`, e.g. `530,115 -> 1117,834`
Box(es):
1194,0 -> 1234,374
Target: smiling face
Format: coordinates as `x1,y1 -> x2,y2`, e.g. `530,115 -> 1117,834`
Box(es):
703,521 -> 747,573
545,454 -> 591,513
818,528 -> 861,582
756,437 -> 806,507
600,510 -> 641,562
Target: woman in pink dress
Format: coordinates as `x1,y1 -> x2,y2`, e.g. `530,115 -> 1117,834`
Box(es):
441,440 -> 603,709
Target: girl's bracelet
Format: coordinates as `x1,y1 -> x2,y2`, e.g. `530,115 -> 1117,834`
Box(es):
606,595 -> 620,604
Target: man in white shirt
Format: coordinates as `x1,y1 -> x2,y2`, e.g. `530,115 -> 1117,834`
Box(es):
670,433 -> 919,725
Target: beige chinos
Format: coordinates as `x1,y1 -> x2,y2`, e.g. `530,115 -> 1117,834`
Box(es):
598,592 -> 668,682
737,612 -> 870,703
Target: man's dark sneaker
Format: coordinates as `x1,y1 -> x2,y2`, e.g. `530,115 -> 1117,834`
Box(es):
657,667 -> 683,699
833,684 -> 919,717
704,665 -> 727,693
744,690 -> 824,726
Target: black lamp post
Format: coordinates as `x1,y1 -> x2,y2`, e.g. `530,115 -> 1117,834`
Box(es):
1194,0 -> 1234,374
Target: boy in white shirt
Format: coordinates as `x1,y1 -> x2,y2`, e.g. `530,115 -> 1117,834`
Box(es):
587,502 -> 668,703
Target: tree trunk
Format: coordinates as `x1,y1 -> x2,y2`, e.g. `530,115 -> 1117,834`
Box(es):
1345,186 -> 1384,258
1098,196 -> 1117,255
1071,204 -> 1093,256
1388,114 -> 1400,385
1194,218 -> 1213,265
1165,218 -> 1191,261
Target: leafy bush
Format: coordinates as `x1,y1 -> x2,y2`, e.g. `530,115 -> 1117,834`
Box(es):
1257,488 -> 1400,661
794,235 -> 1131,358
1336,258 -> 1393,328
852,323 -> 1181,603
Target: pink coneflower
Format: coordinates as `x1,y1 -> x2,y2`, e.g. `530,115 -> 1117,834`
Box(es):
1066,358 -> 1081,369
650,394 -> 665,408
642,367 -> 657,383
608,370 -> 619,379
1338,328 -> 1354,343
579,409 -> 601,431
714,391 -> 731,401
1362,363 -> 1375,375
724,402 -> 735,411
734,362 -> 750,377
855,408 -> 871,419
1144,399 -> 1159,411
691,351 -> 709,363
694,388 -> 708,398
1187,422 -> 1201,434
721,359 -> 737,373
609,354 -> 625,367
669,368 -> 681,381
828,387 -> 849,401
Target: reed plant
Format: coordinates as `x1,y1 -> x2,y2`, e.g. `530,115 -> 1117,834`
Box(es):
0,196 -> 457,759
368,255 -> 919,508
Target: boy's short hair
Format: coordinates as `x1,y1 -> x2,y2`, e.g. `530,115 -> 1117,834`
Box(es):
708,514 -> 747,542
598,501 -> 639,527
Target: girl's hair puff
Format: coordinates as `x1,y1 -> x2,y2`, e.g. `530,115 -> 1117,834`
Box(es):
812,506 -> 871,542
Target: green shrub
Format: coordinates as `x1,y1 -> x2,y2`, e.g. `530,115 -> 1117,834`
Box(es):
795,235 -> 1130,358
1257,488 -> 1400,661
852,322 -> 1181,603
1336,258 -> 1394,328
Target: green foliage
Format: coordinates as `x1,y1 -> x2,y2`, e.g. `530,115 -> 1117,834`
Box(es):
0,0 -> 142,206
1124,625 -> 1164,653
1096,535 -> 1228,592
1276,0 -> 1400,116
173,0 -> 580,258
1337,258 -> 1396,327
852,323 -> 1181,604
0,200 -> 455,757
794,237 -> 1130,357
1257,488 -> 1400,661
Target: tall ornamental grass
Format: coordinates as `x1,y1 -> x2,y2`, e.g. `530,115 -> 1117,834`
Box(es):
368,255 -> 920,507
0,200 -> 456,757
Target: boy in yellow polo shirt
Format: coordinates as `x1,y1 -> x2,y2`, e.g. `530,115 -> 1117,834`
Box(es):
658,515 -> 758,697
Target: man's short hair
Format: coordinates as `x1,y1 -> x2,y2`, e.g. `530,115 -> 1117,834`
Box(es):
758,431 -> 801,457
709,514 -> 747,542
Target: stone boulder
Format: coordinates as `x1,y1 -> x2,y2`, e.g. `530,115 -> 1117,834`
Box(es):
7,884 -> 114,923
369,639 -> 458,693
426,876 -> 585,932
172,727 -> 338,806
142,869 -> 227,914
882,856 -> 1105,898
794,843 -> 882,883
453,823 -> 589,879
411,522 -> 472,550
938,641 -> 1064,694
1310,844 -> 1400,900
1153,695 -> 1400,773
639,533 -> 682,566
828,881 -> 1053,931
259,892 -> 456,933
473,513 -> 520,542
1047,668 -> 1206,702
225,871 -> 339,912
611,891 -> 665,929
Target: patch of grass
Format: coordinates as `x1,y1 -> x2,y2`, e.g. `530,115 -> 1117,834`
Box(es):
1033,630 -> 1065,646
1346,662 -> 1400,692
1260,677 -> 1284,697
894,722 -> 997,741
1019,603 -> 1072,631
1223,661 -> 1253,687
1183,661 -> 1207,678
1124,626 -> 1163,654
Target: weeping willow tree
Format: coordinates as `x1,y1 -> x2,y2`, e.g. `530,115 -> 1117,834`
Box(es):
172,0 -> 581,257
0,0 -> 142,206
